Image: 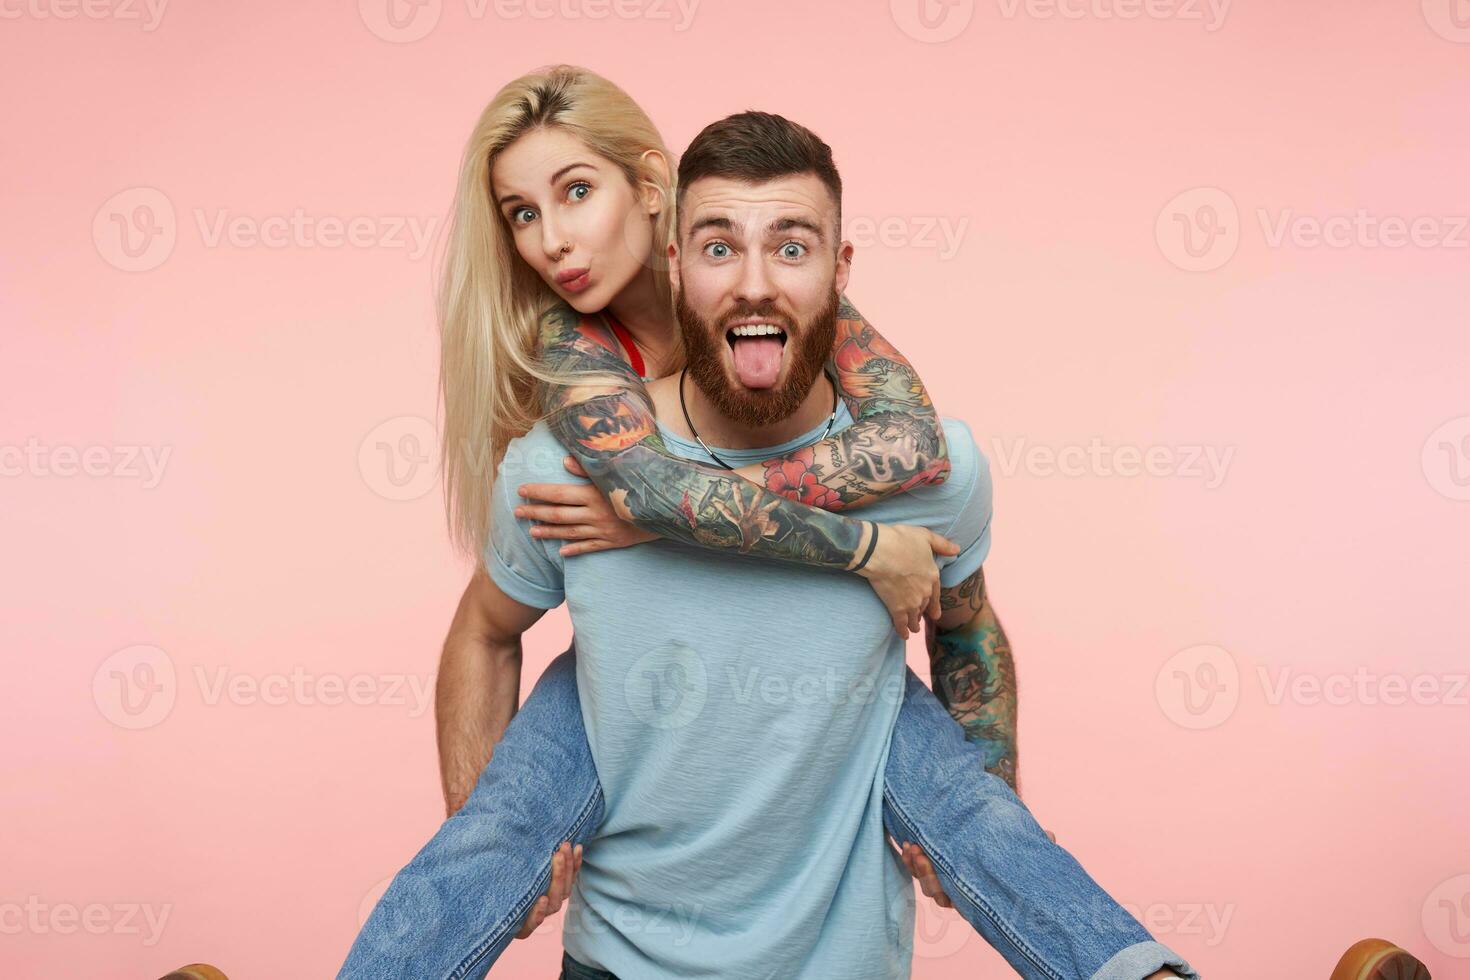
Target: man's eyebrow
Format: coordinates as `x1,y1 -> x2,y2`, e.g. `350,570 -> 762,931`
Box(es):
496,162 -> 597,208
770,216 -> 826,242
686,215 -> 828,240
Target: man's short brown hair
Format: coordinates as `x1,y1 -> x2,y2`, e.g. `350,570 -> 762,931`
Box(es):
676,111 -> 842,236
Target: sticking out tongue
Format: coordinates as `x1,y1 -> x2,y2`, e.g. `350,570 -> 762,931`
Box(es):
730,336 -> 784,388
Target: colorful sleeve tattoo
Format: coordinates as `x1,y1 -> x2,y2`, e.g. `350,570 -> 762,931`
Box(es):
535,295 -> 949,564
536,304 -> 865,570
754,294 -> 952,511
928,567 -> 1018,790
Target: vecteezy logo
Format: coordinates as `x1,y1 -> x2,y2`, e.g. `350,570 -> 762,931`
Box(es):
1156,187 -> 1240,272
358,877 -> 394,928
355,870 -> 443,953
891,0 -> 974,42
625,641 -> 707,730
1422,416 -> 1470,501
1423,873 -> 1470,957
93,644 -> 177,729
93,187 -> 177,272
1423,0 -> 1470,43
907,884 -> 969,960
359,0 -> 442,42
358,416 -> 438,501
1155,644 -> 1239,730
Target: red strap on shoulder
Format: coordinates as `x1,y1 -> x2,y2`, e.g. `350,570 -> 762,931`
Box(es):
602,311 -> 646,378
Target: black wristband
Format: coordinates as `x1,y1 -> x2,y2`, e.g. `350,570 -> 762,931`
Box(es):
851,522 -> 880,573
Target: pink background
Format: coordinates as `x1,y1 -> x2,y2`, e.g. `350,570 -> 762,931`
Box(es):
3,1 -> 1468,976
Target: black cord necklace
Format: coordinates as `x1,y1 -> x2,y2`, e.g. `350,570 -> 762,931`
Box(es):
678,365 -> 839,471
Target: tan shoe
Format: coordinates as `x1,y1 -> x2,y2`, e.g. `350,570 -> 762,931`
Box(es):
1330,939 -> 1431,980
159,965 -> 230,980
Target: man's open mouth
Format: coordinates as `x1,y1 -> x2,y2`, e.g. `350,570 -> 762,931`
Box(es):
724,322 -> 789,389
724,323 -> 788,348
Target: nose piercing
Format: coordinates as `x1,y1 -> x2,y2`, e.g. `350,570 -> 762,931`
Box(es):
558,241 -> 572,255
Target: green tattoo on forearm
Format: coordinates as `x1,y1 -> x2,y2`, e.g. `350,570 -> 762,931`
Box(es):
930,568 -> 1018,789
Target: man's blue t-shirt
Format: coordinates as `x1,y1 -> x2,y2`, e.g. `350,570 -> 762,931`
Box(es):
486,401 -> 993,980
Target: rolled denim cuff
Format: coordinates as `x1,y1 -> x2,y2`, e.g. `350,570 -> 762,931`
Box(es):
1089,939 -> 1200,979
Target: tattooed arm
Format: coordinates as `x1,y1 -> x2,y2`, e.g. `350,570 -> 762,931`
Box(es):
538,303 -> 865,570
926,567 -> 1018,790
538,295 -> 948,546
535,302 -> 961,635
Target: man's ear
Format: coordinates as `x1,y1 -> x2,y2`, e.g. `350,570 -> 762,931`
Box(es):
639,149 -> 671,216
834,239 -> 854,295
667,241 -> 681,294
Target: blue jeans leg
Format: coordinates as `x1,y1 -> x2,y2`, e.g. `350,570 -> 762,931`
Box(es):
337,648 -> 603,980
882,667 -> 1201,980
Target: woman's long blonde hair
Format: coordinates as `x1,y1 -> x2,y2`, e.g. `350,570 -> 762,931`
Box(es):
437,65 -> 679,564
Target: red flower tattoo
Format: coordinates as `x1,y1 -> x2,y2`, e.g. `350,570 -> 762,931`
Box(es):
765,458 -> 841,510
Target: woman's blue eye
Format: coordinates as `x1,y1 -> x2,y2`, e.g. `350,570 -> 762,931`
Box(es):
780,242 -> 806,259
568,182 -> 591,202
511,207 -> 536,225
705,242 -> 731,258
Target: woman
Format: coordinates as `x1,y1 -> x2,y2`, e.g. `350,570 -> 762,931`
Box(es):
339,66 -> 1195,980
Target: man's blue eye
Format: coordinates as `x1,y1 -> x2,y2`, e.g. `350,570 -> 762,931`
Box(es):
780,242 -> 806,259
706,242 -> 731,258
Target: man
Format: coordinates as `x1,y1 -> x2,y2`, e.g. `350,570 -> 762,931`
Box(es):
342,112 -> 1198,980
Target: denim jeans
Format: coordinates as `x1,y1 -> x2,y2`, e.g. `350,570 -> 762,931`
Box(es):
339,648 -> 1199,980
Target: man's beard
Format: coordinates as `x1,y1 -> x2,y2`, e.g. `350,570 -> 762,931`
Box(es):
676,287 -> 838,428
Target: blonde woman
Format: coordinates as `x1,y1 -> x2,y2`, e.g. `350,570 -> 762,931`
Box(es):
339,68 -> 1198,980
